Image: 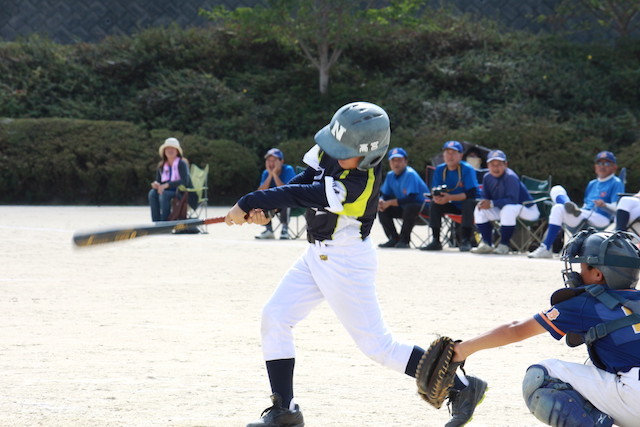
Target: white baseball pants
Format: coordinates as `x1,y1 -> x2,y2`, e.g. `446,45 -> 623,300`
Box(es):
474,203 -> 540,226
260,238 -> 415,374
539,358 -> 640,427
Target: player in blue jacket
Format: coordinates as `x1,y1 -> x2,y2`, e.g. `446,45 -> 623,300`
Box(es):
377,147 -> 429,248
421,140 -> 480,252
454,228 -> 640,427
471,149 -> 540,255
225,102 -> 487,427
529,151 -> 625,258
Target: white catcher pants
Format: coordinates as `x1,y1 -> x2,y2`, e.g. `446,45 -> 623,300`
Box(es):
474,203 -> 540,226
539,359 -> 640,427
261,238 -> 415,374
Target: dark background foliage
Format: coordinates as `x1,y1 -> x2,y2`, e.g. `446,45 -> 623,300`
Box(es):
1,18 -> 639,205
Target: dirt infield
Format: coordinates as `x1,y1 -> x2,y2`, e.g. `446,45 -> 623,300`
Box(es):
0,206 -> 584,426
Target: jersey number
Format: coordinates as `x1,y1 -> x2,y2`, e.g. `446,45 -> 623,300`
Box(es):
621,307 -> 640,334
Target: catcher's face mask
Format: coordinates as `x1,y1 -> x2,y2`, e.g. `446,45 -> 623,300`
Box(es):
560,228 -> 593,288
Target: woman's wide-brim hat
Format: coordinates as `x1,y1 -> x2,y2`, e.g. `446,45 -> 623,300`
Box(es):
158,137 -> 183,157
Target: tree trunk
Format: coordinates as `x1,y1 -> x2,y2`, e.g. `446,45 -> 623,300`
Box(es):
319,66 -> 330,94
318,41 -> 330,95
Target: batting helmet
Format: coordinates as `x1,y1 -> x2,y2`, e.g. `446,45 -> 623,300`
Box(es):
314,102 -> 390,171
561,228 -> 640,289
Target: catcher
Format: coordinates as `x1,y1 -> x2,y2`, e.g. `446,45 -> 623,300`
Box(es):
453,229 -> 640,427
225,102 -> 487,427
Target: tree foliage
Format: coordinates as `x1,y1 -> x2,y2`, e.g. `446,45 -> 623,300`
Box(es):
200,0 -> 431,94
543,0 -> 640,39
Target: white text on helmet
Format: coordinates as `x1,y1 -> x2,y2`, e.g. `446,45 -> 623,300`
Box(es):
330,121 -> 347,141
358,141 -> 380,153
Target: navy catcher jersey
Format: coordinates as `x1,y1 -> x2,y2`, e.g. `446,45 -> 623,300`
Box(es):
534,288 -> 640,373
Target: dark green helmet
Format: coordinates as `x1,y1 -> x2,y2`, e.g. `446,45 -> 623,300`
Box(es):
314,102 -> 390,171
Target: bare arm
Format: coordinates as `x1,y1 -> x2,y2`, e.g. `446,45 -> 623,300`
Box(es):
257,173 -> 274,191
453,317 -> 547,362
378,198 -> 398,211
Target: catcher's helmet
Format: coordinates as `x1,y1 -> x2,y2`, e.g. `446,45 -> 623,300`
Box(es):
561,228 -> 640,289
314,102 -> 390,171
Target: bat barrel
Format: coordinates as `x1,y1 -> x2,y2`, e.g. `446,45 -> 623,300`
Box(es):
73,218 -> 205,247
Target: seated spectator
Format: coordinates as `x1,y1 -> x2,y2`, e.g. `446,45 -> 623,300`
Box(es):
420,140 -> 480,252
377,147 -> 430,249
616,190 -> 640,232
148,137 -> 192,222
471,150 -> 540,255
529,151 -> 624,258
463,147 -> 484,170
255,148 -> 297,240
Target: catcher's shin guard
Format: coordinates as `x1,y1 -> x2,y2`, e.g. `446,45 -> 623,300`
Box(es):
522,365 -> 613,427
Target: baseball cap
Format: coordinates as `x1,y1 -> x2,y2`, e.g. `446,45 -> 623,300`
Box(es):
442,140 -> 463,153
594,151 -> 616,164
264,148 -> 283,160
388,147 -> 407,160
487,149 -> 507,163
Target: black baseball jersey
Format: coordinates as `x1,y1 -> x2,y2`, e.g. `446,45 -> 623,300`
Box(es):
237,145 -> 381,242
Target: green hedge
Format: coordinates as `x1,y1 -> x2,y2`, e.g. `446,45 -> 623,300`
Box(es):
0,118 -> 260,204
2,116 -> 636,206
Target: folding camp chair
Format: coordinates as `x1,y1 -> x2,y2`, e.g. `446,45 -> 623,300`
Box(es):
178,163 -> 209,233
279,207 -> 307,239
506,175 -> 553,253
391,198 -> 431,248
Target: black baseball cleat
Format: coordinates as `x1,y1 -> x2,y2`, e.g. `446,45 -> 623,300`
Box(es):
445,376 -> 488,427
458,239 -> 472,252
420,240 -> 442,251
564,201 -> 581,217
378,239 -> 399,248
246,393 -> 304,427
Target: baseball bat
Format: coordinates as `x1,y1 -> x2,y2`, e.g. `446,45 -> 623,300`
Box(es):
73,217 -> 225,247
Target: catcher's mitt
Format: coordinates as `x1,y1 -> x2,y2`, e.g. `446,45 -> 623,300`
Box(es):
416,336 -> 464,409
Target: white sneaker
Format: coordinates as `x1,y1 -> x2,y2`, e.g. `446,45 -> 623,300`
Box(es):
471,241 -> 493,254
255,229 -> 275,240
528,244 -> 552,258
493,243 -> 510,255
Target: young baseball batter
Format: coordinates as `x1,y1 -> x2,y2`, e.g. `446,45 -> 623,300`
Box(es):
225,102 -> 487,427
454,229 -> 640,427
